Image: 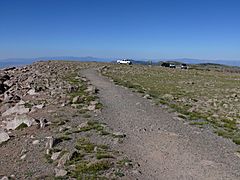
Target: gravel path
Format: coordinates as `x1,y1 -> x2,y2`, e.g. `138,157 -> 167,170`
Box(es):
82,69 -> 240,180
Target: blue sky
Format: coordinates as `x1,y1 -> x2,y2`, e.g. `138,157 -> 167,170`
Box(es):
0,0 -> 240,60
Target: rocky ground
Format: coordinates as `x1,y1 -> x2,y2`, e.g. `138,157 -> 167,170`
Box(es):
1,61 -> 240,180
0,61 -> 136,179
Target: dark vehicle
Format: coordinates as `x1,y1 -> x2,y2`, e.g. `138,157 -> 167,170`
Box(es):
161,62 -> 170,67
161,62 -> 176,68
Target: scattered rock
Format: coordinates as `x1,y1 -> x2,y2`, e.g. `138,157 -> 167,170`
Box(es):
81,77 -> 87,82
27,89 -> 38,95
54,168 -> 67,177
78,122 -> 88,128
85,85 -> 96,94
51,152 -> 61,161
143,94 -> 151,99
90,100 -> 98,105
223,104 -> 229,108
87,105 -> 96,111
4,114 -> 35,130
46,136 -> 54,154
57,153 -> 70,167
32,140 -> 40,145
39,118 -> 47,128
2,103 -> 30,117
0,131 -> 10,144
20,154 -> 27,160
72,96 -> 83,104
113,132 -> 126,138
33,104 -> 45,109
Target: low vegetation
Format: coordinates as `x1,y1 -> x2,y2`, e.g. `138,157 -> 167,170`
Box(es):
102,64 -> 240,145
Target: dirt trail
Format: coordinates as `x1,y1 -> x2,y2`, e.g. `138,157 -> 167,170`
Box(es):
82,69 -> 240,180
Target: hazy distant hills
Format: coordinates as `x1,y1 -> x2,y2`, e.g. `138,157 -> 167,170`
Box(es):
0,56 -> 112,68
35,56 -> 113,62
131,58 -> 240,67
1,56 -> 240,68
171,58 -> 240,66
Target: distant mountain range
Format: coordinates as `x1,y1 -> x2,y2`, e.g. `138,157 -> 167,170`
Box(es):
1,56 -> 240,69
0,56 -> 112,69
168,58 -> 240,67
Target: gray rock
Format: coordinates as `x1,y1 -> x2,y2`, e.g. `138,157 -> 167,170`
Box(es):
72,96 -> 83,104
81,77 -> 87,82
90,100 -> 98,105
0,131 -> 10,144
39,118 -> 47,128
85,85 -> 96,93
51,152 -> 61,161
78,122 -> 88,129
54,168 -> 67,177
33,104 -> 45,109
45,136 -> 54,154
4,114 -> 35,130
113,132 -> 126,138
2,103 -> 30,117
143,94 -> 151,99
57,153 -> 70,167
26,76 -> 34,84
32,140 -> 40,145
20,154 -> 27,160
27,89 -> 38,95
87,105 -> 96,111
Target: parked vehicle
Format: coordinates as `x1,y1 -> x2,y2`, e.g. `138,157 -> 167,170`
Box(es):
117,59 -> 132,65
181,64 -> 188,69
161,62 -> 171,67
161,62 -> 176,68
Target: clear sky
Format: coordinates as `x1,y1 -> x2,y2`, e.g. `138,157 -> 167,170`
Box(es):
0,0 -> 240,60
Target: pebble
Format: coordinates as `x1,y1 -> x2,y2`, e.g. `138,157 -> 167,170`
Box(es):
0,131 -> 10,144
55,168 -> 67,177
32,140 -> 40,145
20,154 -> 27,160
51,152 -> 61,161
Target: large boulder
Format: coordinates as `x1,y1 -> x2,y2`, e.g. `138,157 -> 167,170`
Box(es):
4,114 -> 35,130
2,101 -> 30,117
